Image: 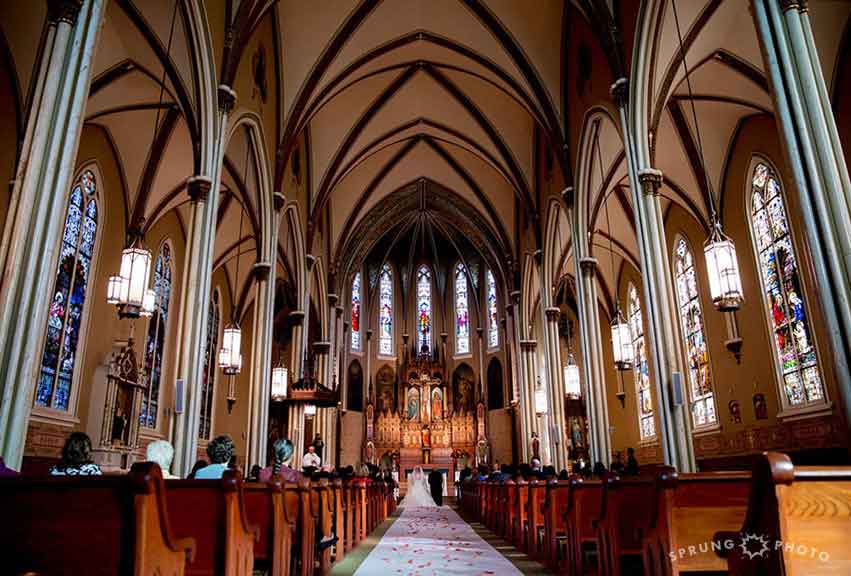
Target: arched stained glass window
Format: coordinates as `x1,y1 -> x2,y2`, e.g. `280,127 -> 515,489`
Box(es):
455,263 -> 470,355
487,269 -> 499,349
673,238 -> 716,427
416,265 -> 432,353
629,284 -> 655,440
198,292 -> 220,439
36,169 -> 99,411
351,272 -> 361,352
378,264 -> 393,356
141,243 -> 173,428
749,161 -> 824,408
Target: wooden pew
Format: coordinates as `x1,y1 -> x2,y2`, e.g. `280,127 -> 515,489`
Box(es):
295,477 -> 317,576
331,479 -> 345,565
343,479 -> 355,552
718,452 -> 851,576
244,479 -> 287,576
543,479 -> 570,571
526,479 -> 547,561
313,479 -> 333,574
595,473 -> 656,576
165,469 -> 258,576
495,481 -> 509,537
515,478 -> 530,552
505,479 -> 518,544
643,467 -> 750,576
0,462 -> 194,576
563,476 -> 602,576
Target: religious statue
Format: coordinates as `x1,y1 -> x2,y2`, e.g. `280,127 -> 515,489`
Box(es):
729,400 -> 742,424
753,393 -> 768,420
431,388 -> 443,420
421,426 -> 431,447
456,376 -> 473,412
407,387 -> 419,420
377,365 -> 395,413
530,431 -> 540,459
570,418 -> 584,450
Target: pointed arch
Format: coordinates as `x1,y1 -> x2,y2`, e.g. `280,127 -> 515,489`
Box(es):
141,239 -> 175,429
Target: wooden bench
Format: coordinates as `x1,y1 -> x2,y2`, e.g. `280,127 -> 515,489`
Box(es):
312,479 -> 334,574
643,466 -> 750,576
527,478 -> 547,560
595,473 -> 656,576
0,462 -> 194,576
505,479 -> 518,544
718,452 -> 851,576
244,479 -> 303,576
564,475 -> 602,575
331,479 -> 345,565
165,470 -> 258,576
543,479 -> 570,571
342,479 -> 355,552
515,478 -> 530,552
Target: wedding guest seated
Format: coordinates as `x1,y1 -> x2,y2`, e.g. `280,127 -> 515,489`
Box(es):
593,461 -> 607,478
610,451 -> 625,475
49,432 -> 101,476
188,459 -> 208,479
0,457 -> 18,477
194,435 -> 234,479
543,465 -> 557,478
259,438 -> 302,483
146,439 -> 178,479
558,469 -> 569,480
302,445 -> 321,474
625,447 -> 639,475
248,464 -> 262,481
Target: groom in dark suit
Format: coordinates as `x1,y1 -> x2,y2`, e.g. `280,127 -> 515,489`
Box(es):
427,469 -> 443,506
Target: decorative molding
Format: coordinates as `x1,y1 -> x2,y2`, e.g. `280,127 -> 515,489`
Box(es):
252,262 -> 272,281
519,340 -> 537,350
562,186 -> 574,206
638,168 -> 663,196
217,84 -> 237,114
289,309 -> 305,324
610,77 -> 629,109
327,293 -> 339,306
545,307 -> 561,321
579,257 -> 599,274
186,175 -> 213,202
313,341 -> 332,354
47,0 -> 83,25
273,191 -> 286,212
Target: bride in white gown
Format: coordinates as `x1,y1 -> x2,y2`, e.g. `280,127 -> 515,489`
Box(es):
400,466 -> 437,507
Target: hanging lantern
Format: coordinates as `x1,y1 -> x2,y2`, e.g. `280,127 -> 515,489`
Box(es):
535,380 -> 548,415
219,324 -> 242,375
611,309 -> 633,371
704,224 -> 744,311
107,240 -> 153,318
563,356 -> 581,398
304,403 -> 317,417
271,365 -> 289,401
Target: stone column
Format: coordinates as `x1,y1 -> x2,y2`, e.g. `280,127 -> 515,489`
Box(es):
171,85 -> 236,476
247,260 -> 274,469
313,340 -> 332,465
752,0 -> 851,426
574,256 -> 611,465
519,340 -> 539,451
476,327 -> 486,403
287,309 -> 305,467
544,307 -> 567,470
508,294 -> 528,461
364,330 -> 373,405
0,0 -> 106,468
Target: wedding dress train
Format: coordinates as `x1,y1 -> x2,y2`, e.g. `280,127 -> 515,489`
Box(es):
399,466 -> 437,507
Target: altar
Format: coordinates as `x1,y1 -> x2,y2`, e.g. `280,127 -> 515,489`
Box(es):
365,344 -> 488,496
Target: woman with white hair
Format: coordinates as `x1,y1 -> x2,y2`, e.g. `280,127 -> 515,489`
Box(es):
146,439 -> 178,479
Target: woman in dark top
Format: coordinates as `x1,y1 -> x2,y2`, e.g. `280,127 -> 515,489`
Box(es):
49,432 -> 101,476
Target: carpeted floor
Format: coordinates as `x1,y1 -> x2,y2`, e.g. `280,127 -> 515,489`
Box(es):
330,503 -> 552,575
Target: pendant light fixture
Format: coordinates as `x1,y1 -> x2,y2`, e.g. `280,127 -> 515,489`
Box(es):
596,128 -> 633,370
563,317 -> 581,398
535,376 -> 548,416
673,1 -> 743,311
271,341 -> 288,401
107,2 -> 179,319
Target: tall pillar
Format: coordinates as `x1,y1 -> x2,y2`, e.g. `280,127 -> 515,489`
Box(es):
313,340 -> 332,465
752,0 -> 851,426
476,327 -> 486,404
519,340 -> 539,457
364,330 -> 373,405
574,256 -> 612,466
0,0 -> 106,468
247,260 -> 274,469
287,309 -> 305,467
171,85 -> 236,476
508,293 -> 528,461
544,307 -> 567,470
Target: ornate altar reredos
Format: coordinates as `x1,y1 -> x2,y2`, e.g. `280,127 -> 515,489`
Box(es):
366,347 -> 487,493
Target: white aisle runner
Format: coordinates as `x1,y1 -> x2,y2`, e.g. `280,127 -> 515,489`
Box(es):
354,505 -> 522,576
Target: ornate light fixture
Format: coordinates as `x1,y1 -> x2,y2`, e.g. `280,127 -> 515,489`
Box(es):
535,376 -> 548,415
304,403 -> 317,417
563,317 -> 581,398
673,0 -> 743,311
271,344 -> 288,401
106,238 -> 156,318
219,326 -> 242,376
611,309 -> 633,371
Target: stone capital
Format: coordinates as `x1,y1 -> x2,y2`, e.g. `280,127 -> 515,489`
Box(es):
273,192 -> 286,212
520,339 -> 537,351
328,293 -> 339,306
47,0 -> 83,25
217,84 -> 237,114
440,332 -> 449,342
562,186 -> 574,206
252,262 -> 272,281
610,78 -> 629,109
779,0 -> 804,12
312,341 -> 332,354
186,175 -> 213,202
579,257 -> 598,275
335,306 -> 344,318
545,307 -> 561,321
638,168 -> 663,196
289,309 -> 305,324
476,327 -> 484,337
510,290 -> 521,305
366,329 -> 373,339
305,254 -> 316,270
533,249 -> 543,266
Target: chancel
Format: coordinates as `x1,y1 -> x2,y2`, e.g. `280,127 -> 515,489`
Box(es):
1,1 -> 851,575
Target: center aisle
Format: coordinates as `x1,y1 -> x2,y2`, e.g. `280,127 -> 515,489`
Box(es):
351,505 -> 523,575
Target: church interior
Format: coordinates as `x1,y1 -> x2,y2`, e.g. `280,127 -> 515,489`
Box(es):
2,0 -> 851,574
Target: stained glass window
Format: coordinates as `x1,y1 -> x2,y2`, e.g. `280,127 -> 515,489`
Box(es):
673,238 -> 716,427
750,161 -> 824,407
141,243 -> 173,428
629,284 -> 655,440
487,269 -> 498,349
417,265 -> 432,353
455,263 -> 470,355
36,169 -> 99,411
198,292 -> 220,439
378,264 -> 393,355
351,272 -> 361,352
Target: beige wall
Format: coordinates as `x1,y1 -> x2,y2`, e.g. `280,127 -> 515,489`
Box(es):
339,410 -> 364,468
